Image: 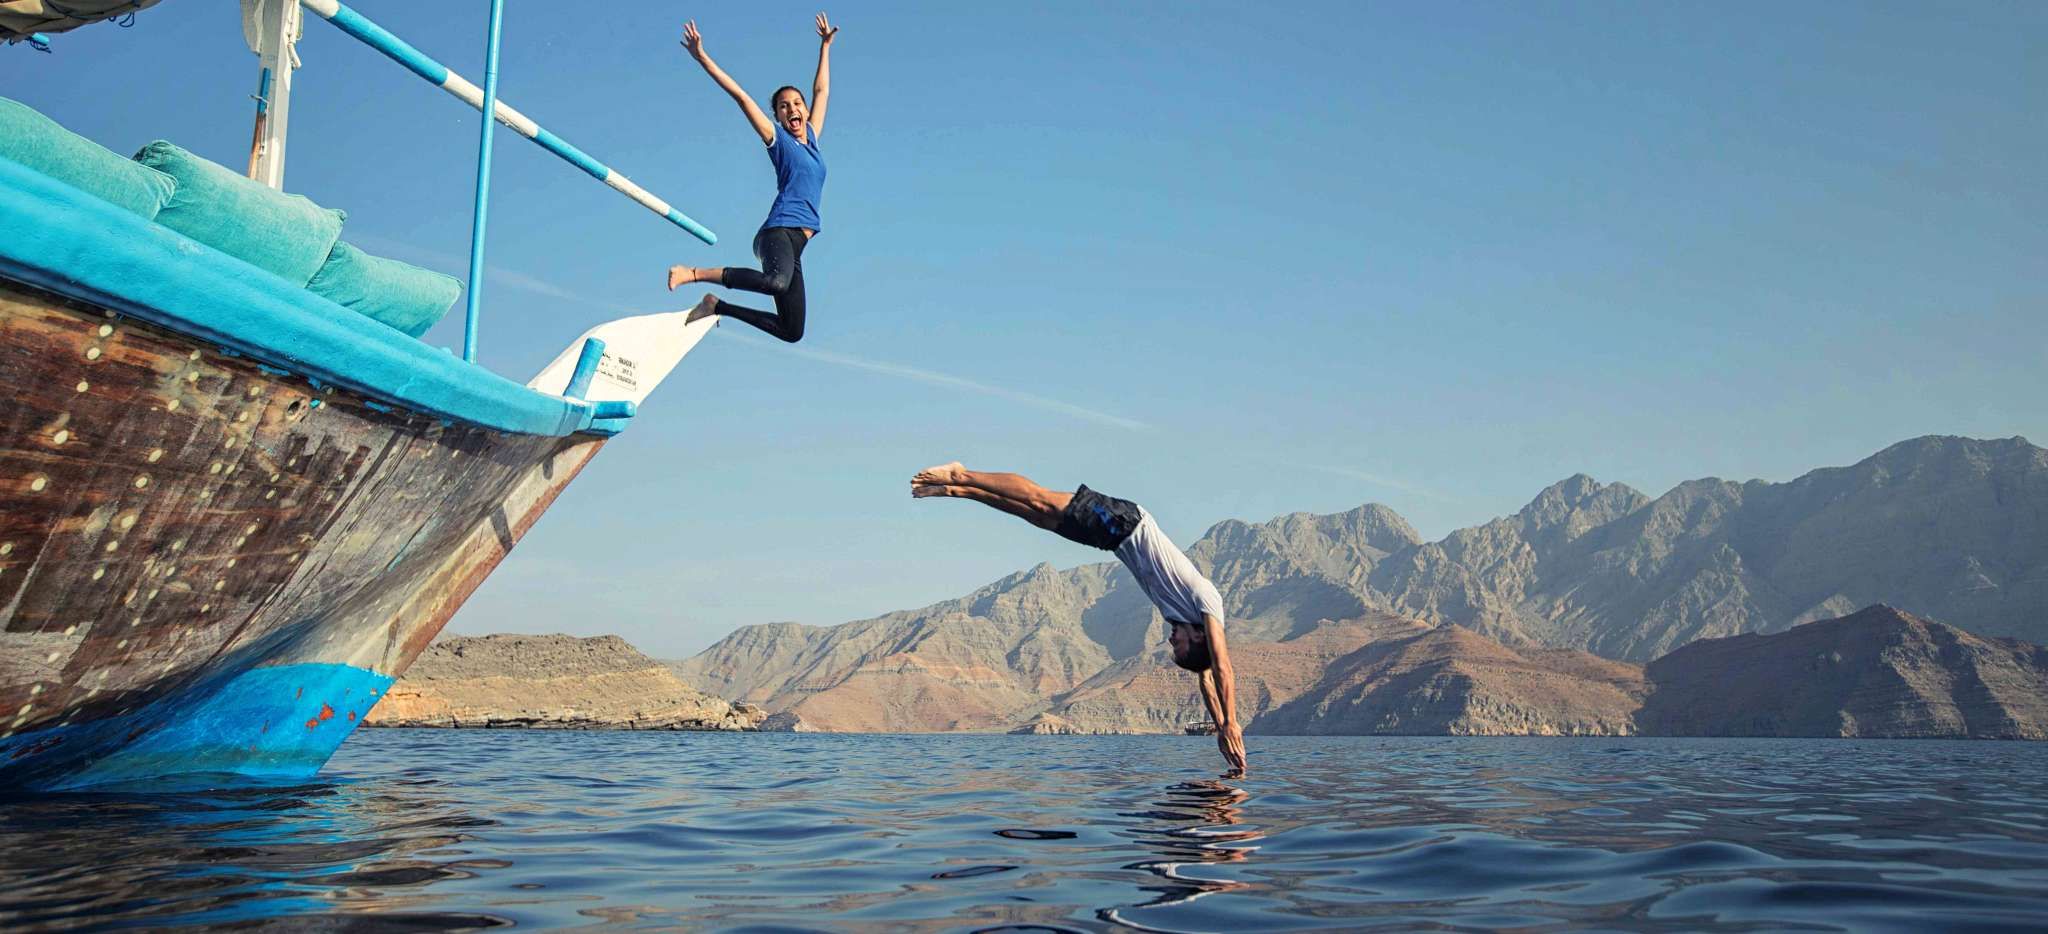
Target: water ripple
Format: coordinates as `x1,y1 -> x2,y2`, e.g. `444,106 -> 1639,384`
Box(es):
1,734 -> 2045,930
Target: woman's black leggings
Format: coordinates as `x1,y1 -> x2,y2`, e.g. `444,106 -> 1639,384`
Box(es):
717,226 -> 809,343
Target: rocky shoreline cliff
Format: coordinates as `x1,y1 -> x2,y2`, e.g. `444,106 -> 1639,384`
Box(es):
363,634 -> 777,731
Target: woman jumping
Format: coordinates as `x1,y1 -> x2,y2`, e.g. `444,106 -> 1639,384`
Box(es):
666,13 -> 836,344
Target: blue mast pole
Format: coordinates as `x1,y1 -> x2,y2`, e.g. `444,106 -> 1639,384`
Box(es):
461,0 -> 506,363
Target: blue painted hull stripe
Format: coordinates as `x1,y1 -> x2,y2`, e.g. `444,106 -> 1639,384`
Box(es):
0,662 -> 394,791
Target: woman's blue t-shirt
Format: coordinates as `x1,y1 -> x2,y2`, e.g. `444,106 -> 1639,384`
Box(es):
762,123 -> 825,233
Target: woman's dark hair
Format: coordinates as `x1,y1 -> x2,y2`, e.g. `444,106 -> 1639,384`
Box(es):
771,85 -> 805,108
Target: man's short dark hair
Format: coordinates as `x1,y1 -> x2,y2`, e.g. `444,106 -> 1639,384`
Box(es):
1170,621 -> 1213,672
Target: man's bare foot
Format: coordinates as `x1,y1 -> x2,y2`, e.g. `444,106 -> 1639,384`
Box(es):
911,483 -> 953,498
913,462 -> 967,485
667,265 -> 702,291
685,293 -> 720,325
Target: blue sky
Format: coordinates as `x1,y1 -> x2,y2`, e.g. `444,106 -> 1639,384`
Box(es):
7,1 -> 2042,658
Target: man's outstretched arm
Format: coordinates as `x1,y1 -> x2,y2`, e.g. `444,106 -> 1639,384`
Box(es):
1196,663 -> 1227,729
1203,613 -> 1247,774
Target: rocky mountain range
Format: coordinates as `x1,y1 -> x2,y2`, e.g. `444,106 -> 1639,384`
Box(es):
1373,435 -> 2047,659
385,605 -> 2046,739
675,436 -> 2047,733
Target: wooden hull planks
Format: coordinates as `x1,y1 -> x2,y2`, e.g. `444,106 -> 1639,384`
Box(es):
0,277 -> 604,787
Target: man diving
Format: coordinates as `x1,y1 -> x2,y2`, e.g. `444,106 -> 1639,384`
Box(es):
911,463 -> 1248,775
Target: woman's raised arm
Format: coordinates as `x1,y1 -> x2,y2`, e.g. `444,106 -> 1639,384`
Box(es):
809,12 -> 837,135
682,20 -> 774,146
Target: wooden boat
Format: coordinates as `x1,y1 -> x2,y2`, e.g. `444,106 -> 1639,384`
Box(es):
0,3 -> 717,789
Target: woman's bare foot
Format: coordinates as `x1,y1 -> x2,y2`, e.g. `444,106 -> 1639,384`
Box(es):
913,462 -> 967,485
667,264 -> 703,291
685,293 -> 720,324
911,483 -> 954,498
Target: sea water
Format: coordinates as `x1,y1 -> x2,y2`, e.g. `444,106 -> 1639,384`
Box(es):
2,732 -> 2045,931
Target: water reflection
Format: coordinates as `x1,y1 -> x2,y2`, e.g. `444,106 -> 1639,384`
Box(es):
1,732 -> 2045,930
1104,780 -> 1259,929
0,773 -> 510,929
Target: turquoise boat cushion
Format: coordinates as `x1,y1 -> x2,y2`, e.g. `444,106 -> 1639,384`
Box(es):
307,241 -> 462,338
0,97 -> 176,220
0,154 -> 596,436
133,141 -> 345,287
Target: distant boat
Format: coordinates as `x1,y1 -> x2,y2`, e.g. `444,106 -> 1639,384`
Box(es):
1,1 -> 717,789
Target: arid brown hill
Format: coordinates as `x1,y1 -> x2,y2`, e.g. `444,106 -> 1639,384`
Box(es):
670,563 -> 1125,732
1255,623 -> 1644,736
1027,615 -> 1426,734
680,436 -> 2047,730
1637,605 -> 2048,738
367,634 -> 763,730
1032,614 -> 1643,736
